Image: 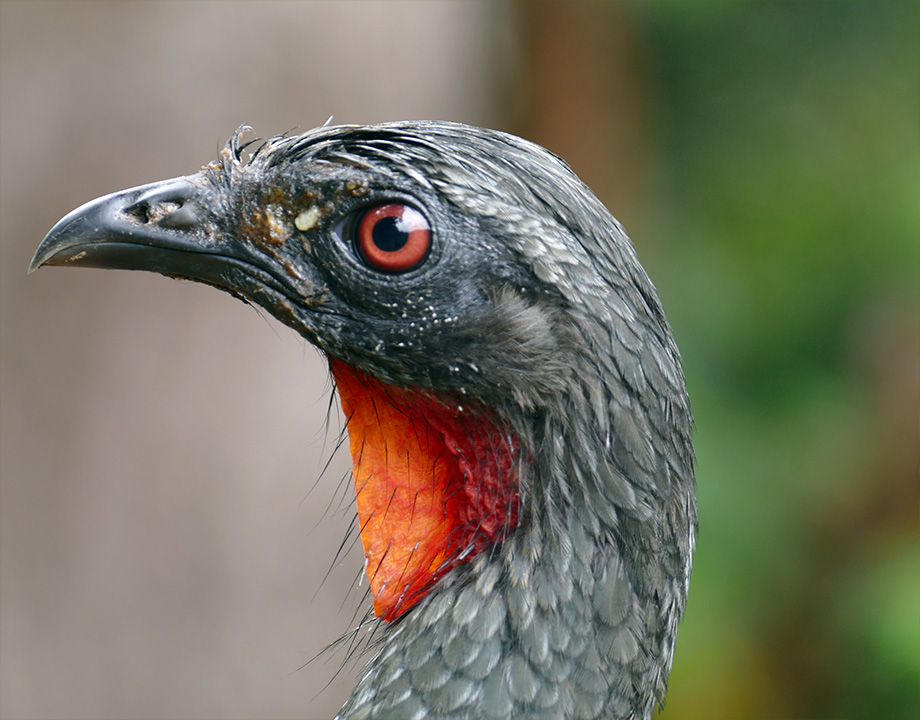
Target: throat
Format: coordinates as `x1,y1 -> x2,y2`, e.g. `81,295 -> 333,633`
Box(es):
330,359 -> 521,622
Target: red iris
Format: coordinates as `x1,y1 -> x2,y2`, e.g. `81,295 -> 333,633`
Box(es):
356,203 -> 431,273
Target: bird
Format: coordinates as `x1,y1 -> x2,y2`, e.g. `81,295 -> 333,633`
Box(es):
31,121 -> 696,720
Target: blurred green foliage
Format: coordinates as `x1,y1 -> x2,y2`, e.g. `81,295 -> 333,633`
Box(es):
633,3 -> 919,718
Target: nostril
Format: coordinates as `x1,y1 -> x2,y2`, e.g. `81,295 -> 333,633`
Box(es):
125,199 -> 197,229
126,201 -> 152,224
125,180 -> 199,227
144,200 -> 181,224
126,200 -> 181,224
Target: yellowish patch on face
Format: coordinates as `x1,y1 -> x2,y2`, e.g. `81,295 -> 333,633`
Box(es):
263,204 -> 291,246
294,205 -> 322,232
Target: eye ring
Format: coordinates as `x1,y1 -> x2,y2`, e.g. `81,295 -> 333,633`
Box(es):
355,203 -> 431,273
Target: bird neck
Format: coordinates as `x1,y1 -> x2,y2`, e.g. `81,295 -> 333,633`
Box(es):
336,387 -> 687,719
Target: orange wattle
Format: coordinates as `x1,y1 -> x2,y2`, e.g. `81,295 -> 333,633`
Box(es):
330,358 -> 520,622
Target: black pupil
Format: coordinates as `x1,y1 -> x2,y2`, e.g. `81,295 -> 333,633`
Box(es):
372,216 -> 408,252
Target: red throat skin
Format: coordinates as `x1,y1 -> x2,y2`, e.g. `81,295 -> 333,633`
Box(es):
329,358 -> 521,622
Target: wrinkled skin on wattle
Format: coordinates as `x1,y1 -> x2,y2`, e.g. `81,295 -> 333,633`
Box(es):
32,121 -> 696,720
330,358 -> 522,623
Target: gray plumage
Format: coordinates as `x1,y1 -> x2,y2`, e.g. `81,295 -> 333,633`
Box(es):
31,121 -> 696,720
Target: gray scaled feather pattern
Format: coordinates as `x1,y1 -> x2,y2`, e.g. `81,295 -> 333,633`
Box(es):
31,121 -> 696,720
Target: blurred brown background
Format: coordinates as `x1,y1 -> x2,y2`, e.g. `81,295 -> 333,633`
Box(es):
1,2 -> 917,719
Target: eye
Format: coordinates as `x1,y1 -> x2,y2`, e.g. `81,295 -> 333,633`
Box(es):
354,203 -> 431,273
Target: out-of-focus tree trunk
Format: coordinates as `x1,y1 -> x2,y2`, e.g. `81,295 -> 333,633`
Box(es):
515,1 -> 650,238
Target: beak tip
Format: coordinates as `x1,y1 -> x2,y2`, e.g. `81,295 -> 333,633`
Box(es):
28,238 -> 53,274
29,224 -> 71,273
28,243 -> 54,273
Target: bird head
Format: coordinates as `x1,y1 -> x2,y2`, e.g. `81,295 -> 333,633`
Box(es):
32,122 -> 694,633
